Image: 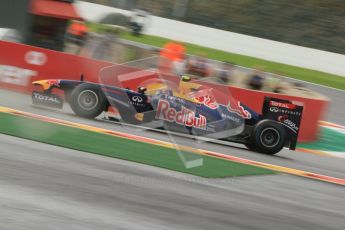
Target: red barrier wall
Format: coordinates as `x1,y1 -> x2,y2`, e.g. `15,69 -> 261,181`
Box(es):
0,41 -> 113,93
0,41 -> 329,142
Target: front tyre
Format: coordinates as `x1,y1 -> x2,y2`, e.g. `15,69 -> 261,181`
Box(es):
250,120 -> 286,155
69,83 -> 107,118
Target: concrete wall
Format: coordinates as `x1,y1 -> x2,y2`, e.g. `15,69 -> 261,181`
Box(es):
75,1 -> 345,77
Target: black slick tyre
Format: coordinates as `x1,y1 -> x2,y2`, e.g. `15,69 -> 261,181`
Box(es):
69,83 -> 107,118
250,120 -> 286,155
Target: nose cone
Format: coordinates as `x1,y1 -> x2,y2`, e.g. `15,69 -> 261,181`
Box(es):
32,80 -> 58,90
32,80 -> 49,90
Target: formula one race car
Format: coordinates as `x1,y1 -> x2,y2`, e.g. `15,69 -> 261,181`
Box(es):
32,75 -> 303,155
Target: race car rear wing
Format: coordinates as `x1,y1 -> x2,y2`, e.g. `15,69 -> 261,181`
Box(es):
262,97 -> 304,150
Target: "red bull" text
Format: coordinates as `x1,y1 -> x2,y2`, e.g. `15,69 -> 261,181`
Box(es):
156,100 -> 207,130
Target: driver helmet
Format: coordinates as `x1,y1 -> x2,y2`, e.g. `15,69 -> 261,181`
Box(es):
181,75 -> 191,82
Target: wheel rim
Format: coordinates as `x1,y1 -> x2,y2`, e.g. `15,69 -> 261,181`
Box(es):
259,128 -> 280,148
77,90 -> 99,111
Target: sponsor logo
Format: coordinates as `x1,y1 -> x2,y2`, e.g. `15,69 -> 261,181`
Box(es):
156,100 -> 207,130
33,92 -> 62,104
25,51 -> 47,66
45,79 -> 60,88
221,114 -> 241,123
282,119 -> 299,132
269,106 -> 301,116
129,95 -> 146,107
270,107 -> 279,112
227,100 -> 252,119
0,65 -> 36,86
278,115 -> 289,122
134,113 -> 144,121
194,95 -> 219,109
132,95 -> 143,102
269,101 -> 296,109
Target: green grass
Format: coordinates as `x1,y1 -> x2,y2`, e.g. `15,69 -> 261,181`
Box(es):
0,112 -> 274,178
120,32 -> 345,90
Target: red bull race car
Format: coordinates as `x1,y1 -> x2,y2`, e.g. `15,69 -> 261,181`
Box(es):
32,75 -> 303,155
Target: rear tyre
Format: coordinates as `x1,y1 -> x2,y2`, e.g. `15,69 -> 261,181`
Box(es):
250,120 -> 286,155
69,83 -> 107,118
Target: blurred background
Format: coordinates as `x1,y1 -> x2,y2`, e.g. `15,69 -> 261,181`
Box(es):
84,0 -> 345,54
0,0 -> 340,103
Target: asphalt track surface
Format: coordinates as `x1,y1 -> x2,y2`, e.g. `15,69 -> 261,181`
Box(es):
1,134 -> 345,230
0,89 -> 345,229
